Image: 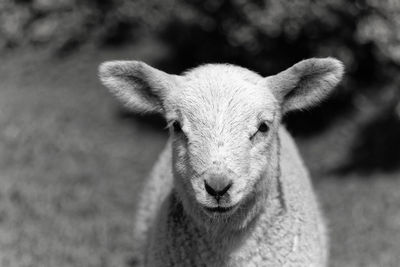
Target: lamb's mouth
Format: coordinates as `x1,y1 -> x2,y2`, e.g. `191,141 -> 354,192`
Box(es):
203,204 -> 237,214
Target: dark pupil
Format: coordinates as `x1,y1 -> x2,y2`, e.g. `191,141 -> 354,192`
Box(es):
173,121 -> 182,132
258,123 -> 269,133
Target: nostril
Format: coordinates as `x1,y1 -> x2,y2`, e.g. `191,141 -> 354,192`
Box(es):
220,182 -> 232,196
204,181 -> 217,196
204,178 -> 233,198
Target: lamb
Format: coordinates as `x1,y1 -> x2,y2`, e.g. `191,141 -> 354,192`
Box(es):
98,57 -> 344,267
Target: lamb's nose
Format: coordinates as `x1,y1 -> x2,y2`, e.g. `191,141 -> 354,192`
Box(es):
204,175 -> 232,200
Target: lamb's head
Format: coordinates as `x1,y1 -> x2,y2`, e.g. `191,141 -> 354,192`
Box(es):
99,58 -> 344,229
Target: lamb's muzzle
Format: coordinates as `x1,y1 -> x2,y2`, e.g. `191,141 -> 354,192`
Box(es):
204,174 -> 232,201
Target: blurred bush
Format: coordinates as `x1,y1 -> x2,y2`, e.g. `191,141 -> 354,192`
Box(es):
1,0 -> 399,172
2,0 -> 400,71
0,0 -> 176,50
2,0 -> 400,65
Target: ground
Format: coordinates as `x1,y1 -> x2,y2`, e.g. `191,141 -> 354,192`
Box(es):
0,42 -> 399,267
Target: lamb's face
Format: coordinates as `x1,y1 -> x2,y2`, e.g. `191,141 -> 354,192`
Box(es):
168,66 -> 279,217
99,58 -> 344,226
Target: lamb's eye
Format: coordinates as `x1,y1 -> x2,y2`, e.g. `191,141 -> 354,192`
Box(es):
172,121 -> 183,133
258,123 -> 270,133
250,122 -> 270,141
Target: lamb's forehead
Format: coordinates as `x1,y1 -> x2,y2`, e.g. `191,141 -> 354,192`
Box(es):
183,64 -> 263,84
170,64 -> 277,121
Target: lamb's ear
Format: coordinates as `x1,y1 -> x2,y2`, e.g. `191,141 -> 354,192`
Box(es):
264,58 -> 344,113
98,60 -> 180,114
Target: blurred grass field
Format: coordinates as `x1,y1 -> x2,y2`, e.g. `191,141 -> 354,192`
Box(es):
0,42 -> 399,267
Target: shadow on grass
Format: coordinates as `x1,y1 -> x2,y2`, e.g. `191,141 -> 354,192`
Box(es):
284,86 -> 354,137
117,108 -> 167,131
335,104 -> 400,175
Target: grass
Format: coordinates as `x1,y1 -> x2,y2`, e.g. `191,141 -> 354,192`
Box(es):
0,42 -> 399,266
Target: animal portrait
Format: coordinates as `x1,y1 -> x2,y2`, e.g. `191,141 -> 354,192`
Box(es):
2,1 -> 399,266
99,58 -> 344,266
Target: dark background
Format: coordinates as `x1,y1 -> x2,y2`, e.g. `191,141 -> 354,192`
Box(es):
1,0 -> 399,266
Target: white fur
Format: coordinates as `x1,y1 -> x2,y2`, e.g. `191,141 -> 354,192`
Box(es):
99,58 -> 344,266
